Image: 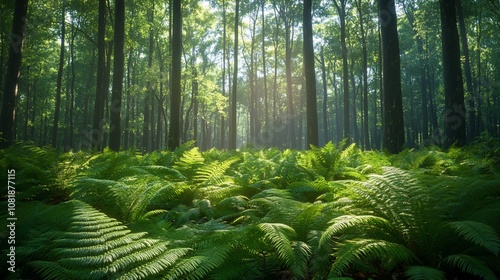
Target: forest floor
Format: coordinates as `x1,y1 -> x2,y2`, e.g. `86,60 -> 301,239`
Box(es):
1,138 -> 500,279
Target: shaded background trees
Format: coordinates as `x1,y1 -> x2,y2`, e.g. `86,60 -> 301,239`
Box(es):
1,0 -> 499,152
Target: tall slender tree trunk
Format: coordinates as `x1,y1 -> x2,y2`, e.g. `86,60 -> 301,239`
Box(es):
320,47 -> 328,144
333,0 -> 349,142
24,66 -> 30,141
379,0 -> 405,153
229,0 -> 239,149
440,0 -> 466,148
124,49 -> 132,149
220,0 -> 226,149
168,0 -> 182,150
356,0 -> 370,149
456,0 -> 475,142
284,20 -> 296,148
92,0 -> 107,150
69,24 -> 75,149
143,8 -> 154,152
52,2 -> 65,147
109,0 -> 125,151
261,0 -> 269,140
304,0 -> 318,148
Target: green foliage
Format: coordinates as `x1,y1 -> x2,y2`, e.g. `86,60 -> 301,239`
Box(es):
5,140 -> 500,279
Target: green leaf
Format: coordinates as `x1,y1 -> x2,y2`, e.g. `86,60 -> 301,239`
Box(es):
405,266 -> 446,280
448,220 -> 500,256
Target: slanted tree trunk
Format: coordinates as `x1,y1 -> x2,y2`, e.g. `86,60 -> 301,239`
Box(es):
303,0 -> 318,148
168,0 -> 182,150
109,0 -> 125,151
440,0 -> 466,148
379,0 -> 405,153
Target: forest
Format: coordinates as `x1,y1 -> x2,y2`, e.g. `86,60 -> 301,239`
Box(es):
1,0 -> 500,279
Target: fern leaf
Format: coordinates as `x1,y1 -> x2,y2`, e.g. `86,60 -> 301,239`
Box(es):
320,215 -> 393,248
173,147 -> 205,179
329,238 -> 416,277
404,266 -> 446,280
448,220 -> 500,256
258,223 -> 297,267
444,254 -> 498,280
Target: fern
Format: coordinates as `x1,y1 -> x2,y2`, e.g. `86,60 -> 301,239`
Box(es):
193,157 -> 239,186
443,254 -> 498,280
447,221 -> 500,256
22,201 -> 190,279
173,147 -> 205,179
405,266 -> 446,280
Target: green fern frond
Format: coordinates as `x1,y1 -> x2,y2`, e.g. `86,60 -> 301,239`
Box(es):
404,266 -> 446,280
329,238 -> 416,277
115,247 -> 191,279
258,223 -> 297,267
447,221 -> 500,256
193,157 -> 239,186
320,215 -> 393,248
173,147 -> 205,179
291,240 -> 313,279
130,165 -> 186,181
24,201 -> 190,279
444,254 -> 498,280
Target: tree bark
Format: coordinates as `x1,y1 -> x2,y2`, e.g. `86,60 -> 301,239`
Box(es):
52,2 -> 65,147
92,0 -> 107,150
168,0 -> 182,150
261,0 -> 269,140
379,0 -> 405,153
440,0 -> 466,148
1,0 -> 28,147
109,0 -> 125,151
332,0 -> 349,143
456,0 -> 475,142
228,0 -> 239,149
356,0 -> 370,149
320,47 -> 328,144
303,0 -> 318,148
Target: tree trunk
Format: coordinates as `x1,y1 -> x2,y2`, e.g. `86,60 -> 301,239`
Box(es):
228,0 -> 239,149
332,0 -> 349,142
356,0 -> 370,149
440,0 -> 466,148
124,49 -> 132,150
168,0 -> 182,150
92,0 -> 107,150
52,3 -> 65,148
1,0 -> 28,147
262,0 -> 269,141
109,0 -> 125,151
456,0 -> 475,142
320,47 -> 328,144
284,17 -> 296,148
220,0 -> 226,149
24,66 -> 30,141
379,0 -> 405,153
304,0 -> 318,148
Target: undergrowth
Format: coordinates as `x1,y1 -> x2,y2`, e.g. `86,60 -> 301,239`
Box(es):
1,139 -> 499,279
